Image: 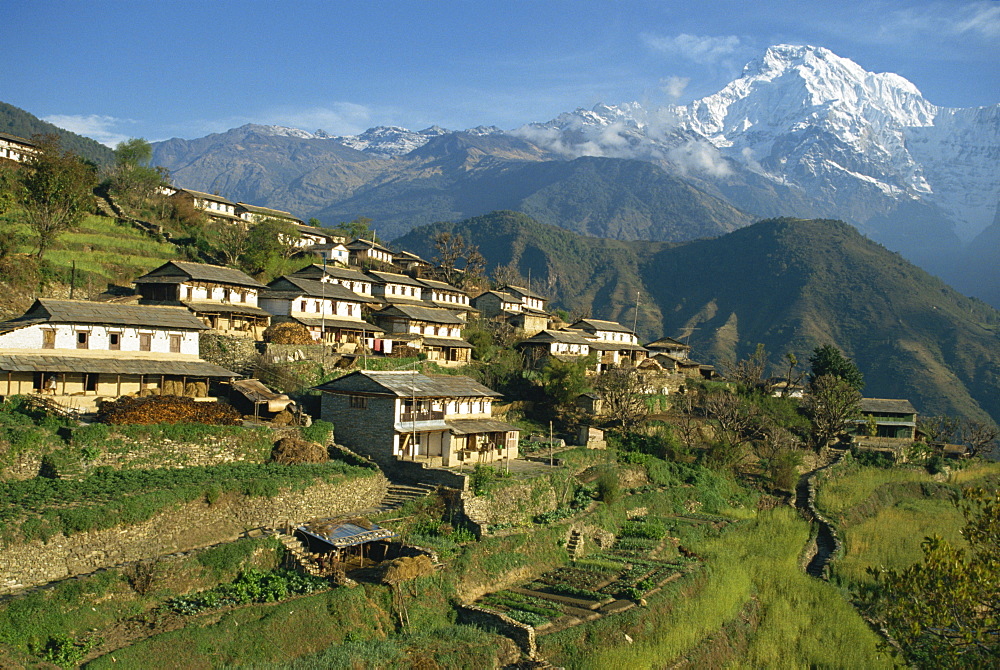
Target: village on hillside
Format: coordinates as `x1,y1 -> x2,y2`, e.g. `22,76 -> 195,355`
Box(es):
0,129 -> 993,668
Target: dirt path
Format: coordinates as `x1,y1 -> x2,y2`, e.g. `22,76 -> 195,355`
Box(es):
794,452 -> 842,580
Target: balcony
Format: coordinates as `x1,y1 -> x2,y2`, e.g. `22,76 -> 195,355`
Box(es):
399,410 -> 445,423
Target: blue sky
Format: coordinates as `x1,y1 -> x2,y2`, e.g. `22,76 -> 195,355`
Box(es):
3,0 -> 998,146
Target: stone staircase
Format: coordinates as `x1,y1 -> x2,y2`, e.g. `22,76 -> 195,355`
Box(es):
366,482 -> 439,515
566,529 -> 584,559
275,531 -> 326,578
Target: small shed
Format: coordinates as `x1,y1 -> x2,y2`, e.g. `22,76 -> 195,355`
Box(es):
296,517 -> 398,568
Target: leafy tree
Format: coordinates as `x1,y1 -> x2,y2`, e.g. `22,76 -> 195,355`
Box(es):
808,344 -> 864,392
806,374 -> 861,449
593,367 -> 649,428
19,134 -> 97,259
330,216 -> 380,243
860,487 -> 1000,667
107,137 -> 168,215
239,220 -> 302,276
538,355 -> 592,426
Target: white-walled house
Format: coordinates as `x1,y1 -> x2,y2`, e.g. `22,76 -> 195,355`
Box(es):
418,277 -> 474,320
0,299 -> 236,411
259,276 -> 384,349
315,370 -> 519,469
168,188 -> 241,223
0,132 -> 37,163
567,319 -> 648,371
346,239 -> 394,267
134,261 -> 271,338
371,304 -> 472,365
365,270 -> 425,304
516,329 -> 593,365
291,264 -> 375,302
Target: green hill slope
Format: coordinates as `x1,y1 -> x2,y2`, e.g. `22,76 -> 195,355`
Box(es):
0,102 -> 115,166
395,213 -> 1000,423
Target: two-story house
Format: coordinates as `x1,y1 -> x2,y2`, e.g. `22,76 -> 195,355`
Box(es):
0,132 -> 38,163
134,261 -> 271,338
168,188 -> 241,224
371,305 -> 472,364
291,264 -> 375,303
472,289 -> 549,336
568,319 -> 648,371
0,299 -> 236,411
315,370 -> 519,468
259,276 -> 383,349
852,398 -> 918,441
418,277 -> 475,321
346,238 -> 394,267
365,270 -> 426,306
516,329 -> 593,367
236,203 -> 304,228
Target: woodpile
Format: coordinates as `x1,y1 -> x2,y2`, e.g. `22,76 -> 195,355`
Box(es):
98,395 -> 242,425
270,436 -> 328,464
263,322 -> 314,345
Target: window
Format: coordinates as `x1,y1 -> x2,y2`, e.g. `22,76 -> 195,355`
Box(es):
349,395 -> 368,409
42,329 -> 55,349
139,333 -> 151,351
169,334 -> 181,353
109,333 -> 121,350
76,331 -> 89,349
85,374 -> 98,392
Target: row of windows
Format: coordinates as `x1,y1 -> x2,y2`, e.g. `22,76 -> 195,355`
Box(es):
184,285 -> 251,303
43,330 -> 181,352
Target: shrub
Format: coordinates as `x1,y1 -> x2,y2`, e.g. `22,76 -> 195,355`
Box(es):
596,471 -> 620,504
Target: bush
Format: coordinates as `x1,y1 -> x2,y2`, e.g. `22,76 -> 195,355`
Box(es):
926,454 -> 947,475
595,471 -> 621,504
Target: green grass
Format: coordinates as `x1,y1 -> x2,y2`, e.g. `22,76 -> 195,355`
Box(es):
541,507 -> 891,669
815,464 -> 929,516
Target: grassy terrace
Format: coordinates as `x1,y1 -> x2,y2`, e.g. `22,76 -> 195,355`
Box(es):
0,460 -> 374,544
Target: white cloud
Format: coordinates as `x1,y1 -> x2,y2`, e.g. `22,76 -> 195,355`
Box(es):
264,102 -> 374,136
660,76 -> 690,101
41,114 -> 135,147
642,33 -> 743,64
666,139 -> 731,178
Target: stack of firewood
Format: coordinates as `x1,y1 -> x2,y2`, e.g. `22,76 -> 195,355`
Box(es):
98,395 -> 242,425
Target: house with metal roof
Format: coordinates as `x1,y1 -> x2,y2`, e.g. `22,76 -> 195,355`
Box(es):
315,370 -> 518,469
134,261 -> 271,339
259,276 -> 382,349
371,304 -> 472,365
0,299 -> 236,411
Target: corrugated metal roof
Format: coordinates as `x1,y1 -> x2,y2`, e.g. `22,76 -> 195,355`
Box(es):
4,299 -> 207,331
315,370 -> 501,398
135,261 -> 266,288
0,354 -> 237,377
298,519 -> 396,548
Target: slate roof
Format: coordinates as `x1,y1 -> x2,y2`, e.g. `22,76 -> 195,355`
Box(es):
365,270 -> 425,288
346,238 -> 394,254
447,418 -> 520,434
0,353 -> 236,377
474,290 -> 520,303
420,336 -> 473,349
570,318 -> 636,334
860,398 -> 917,416
2,299 -> 206,331
182,301 -> 271,317
315,370 -> 501,398
261,276 -> 365,302
291,264 -> 371,284
416,277 -> 465,292
501,284 -> 546,300
237,202 -> 303,223
285,316 -> 383,332
134,261 -> 266,289
586,341 -> 648,352
0,132 -> 36,146
171,188 -> 237,206
645,336 -> 690,350
375,304 -> 465,325
517,329 -> 593,346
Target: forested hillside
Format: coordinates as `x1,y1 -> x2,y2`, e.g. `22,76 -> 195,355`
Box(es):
396,213 -> 1000,423
0,102 -> 114,166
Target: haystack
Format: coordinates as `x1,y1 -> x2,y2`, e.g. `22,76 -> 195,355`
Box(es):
380,555 -> 434,584
271,436 -> 328,464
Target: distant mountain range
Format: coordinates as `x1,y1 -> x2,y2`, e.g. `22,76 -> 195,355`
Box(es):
396,212 -> 1000,425
137,45 -> 997,305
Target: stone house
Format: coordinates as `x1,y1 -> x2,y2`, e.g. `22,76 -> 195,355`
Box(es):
259,276 -> 383,349
472,290 -> 549,336
516,329 -> 593,367
134,261 -> 271,339
0,299 -> 236,411
371,305 -> 472,365
0,132 -> 37,163
500,285 -> 547,313
852,398 -> 918,440
315,370 -> 519,468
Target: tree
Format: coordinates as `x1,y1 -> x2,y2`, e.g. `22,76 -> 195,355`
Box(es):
107,138 -> 168,216
239,220 -> 302,277
917,415 -> 960,445
780,352 -> 806,397
806,374 -> 861,449
860,487 -> 1000,667
330,216 -> 379,243
538,355 -> 593,426
593,367 -> 649,428
723,343 -> 769,389
211,220 -> 253,266
433,231 -> 466,284
808,344 -> 864,392
959,420 -> 999,458
19,135 -> 97,259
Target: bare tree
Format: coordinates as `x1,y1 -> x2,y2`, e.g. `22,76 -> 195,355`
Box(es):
433,232 -> 466,284
593,367 -> 649,428
959,420 -> 999,458
806,374 -> 861,450
723,343 -> 769,389
703,390 -> 765,448
917,415 -> 960,444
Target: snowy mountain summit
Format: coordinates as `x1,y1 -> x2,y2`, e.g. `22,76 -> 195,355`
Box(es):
520,44 -> 1000,241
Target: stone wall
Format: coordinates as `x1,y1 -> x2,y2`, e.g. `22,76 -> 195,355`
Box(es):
461,479 -> 557,534
458,605 -> 537,658
0,472 -> 388,594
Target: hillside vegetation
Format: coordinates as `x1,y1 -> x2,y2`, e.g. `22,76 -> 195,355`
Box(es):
396,213 -> 1000,423
0,102 -> 114,166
